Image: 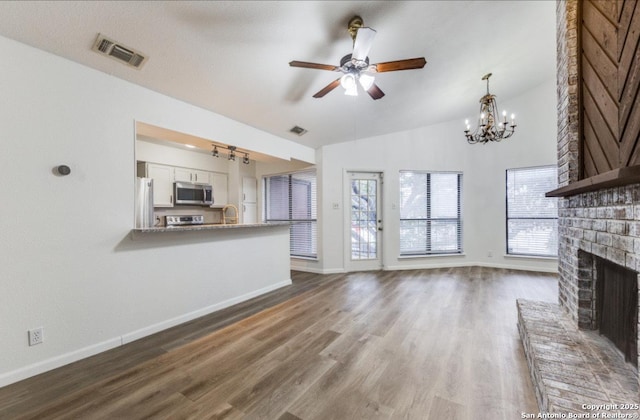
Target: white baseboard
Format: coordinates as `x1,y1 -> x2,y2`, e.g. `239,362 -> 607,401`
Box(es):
384,261 -> 558,274
121,279 -> 292,344
0,337 -> 121,388
296,262 -> 557,275
290,265 -> 346,274
0,279 -> 292,388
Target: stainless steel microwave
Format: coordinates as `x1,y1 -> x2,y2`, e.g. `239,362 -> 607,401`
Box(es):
174,182 -> 213,206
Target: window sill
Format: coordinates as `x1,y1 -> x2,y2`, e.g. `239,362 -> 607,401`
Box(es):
398,253 -> 466,259
291,256 -> 319,262
504,254 -> 557,261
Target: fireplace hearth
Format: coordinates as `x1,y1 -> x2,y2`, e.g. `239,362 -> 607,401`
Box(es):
518,299 -> 638,414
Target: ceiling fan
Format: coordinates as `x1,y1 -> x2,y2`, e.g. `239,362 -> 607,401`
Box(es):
289,16 -> 426,100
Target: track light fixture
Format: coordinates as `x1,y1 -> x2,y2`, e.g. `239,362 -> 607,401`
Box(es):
211,144 -> 250,164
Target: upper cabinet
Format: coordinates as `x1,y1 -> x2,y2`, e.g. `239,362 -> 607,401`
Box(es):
139,160 -> 229,208
174,167 -> 211,184
144,163 -> 174,207
211,173 -> 228,207
242,177 -> 257,203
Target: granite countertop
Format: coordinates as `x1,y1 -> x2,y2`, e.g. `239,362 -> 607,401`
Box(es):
132,222 -> 289,234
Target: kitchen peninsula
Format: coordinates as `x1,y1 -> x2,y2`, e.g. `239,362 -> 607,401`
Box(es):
132,221 -> 288,236
120,220 -> 292,346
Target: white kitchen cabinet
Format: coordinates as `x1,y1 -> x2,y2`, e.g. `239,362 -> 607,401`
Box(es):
174,167 -> 211,184
242,177 -> 258,223
242,176 -> 258,203
146,163 -> 174,207
211,173 -> 228,207
242,203 -> 257,224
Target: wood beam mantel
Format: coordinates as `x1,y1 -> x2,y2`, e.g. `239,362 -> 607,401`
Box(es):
546,164 -> 640,197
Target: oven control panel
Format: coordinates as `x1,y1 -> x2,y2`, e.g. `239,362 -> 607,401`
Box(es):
165,215 -> 204,227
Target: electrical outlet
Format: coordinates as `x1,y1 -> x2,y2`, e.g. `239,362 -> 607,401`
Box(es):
28,327 -> 44,346
487,251 -> 493,258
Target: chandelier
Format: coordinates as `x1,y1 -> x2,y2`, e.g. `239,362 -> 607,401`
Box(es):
464,73 -> 516,144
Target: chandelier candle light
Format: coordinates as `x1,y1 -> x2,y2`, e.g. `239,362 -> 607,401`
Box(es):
464,73 -> 516,144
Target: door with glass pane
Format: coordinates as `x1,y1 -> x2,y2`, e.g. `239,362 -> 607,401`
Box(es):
345,172 -> 382,271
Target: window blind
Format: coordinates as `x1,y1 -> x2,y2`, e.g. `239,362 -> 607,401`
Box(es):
399,171 -> 462,255
264,170 -> 317,258
506,165 -> 558,257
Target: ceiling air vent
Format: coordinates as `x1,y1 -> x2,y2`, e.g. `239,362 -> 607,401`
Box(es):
91,34 -> 148,69
290,126 -> 308,136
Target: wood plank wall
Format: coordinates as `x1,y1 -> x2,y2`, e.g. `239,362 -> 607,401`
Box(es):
581,0 -> 640,178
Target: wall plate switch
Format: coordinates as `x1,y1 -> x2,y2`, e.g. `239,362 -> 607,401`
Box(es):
332,203 -> 339,210
28,327 -> 44,346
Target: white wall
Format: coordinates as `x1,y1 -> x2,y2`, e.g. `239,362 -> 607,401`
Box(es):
0,35 -> 310,386
316,77 -> 559,274
136,138 -> 231,174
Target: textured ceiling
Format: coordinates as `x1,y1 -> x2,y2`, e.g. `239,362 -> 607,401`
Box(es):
0,1 -> 557,149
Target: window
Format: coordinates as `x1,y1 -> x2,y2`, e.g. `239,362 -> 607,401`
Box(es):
506,165 -> 558,257
399,171 -> 462,255
264,170 -> 317,258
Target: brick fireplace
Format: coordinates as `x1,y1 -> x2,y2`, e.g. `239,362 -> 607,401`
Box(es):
554,0 -> 639,396
519,182 -> 640,412
559,187 -> 640,370
517,0 -> 640,413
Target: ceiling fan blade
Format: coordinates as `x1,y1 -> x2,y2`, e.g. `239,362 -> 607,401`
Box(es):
289,61 -> 340,71
373,57 -> 427,73
313,78 -> 341,98
352,27 -> 376,61
366,83 -> 385,100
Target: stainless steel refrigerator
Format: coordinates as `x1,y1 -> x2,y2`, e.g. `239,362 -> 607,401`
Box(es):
135,177 -> 154,228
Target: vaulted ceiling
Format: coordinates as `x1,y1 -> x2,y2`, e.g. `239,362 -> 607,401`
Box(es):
0,1 -> 557,149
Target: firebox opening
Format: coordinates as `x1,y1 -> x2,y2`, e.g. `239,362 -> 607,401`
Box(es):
596,258 -> 638,368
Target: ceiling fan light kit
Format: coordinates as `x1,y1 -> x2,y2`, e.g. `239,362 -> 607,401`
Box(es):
464,73 -> 517,144
289,15 -> 426,100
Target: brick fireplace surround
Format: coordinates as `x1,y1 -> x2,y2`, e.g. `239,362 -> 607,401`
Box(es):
517,0 -> 639,414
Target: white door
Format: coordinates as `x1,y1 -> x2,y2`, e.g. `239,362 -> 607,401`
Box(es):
345,172 -> 383,271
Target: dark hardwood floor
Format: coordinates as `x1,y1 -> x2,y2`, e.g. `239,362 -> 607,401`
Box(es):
0,267 -> 558,419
